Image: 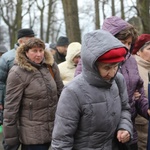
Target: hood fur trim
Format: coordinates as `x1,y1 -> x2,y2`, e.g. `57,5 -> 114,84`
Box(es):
15,45 -> 54,71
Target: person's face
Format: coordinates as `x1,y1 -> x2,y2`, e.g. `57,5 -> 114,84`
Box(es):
57,45 -> 68,56
25,47 -> 44,64
73,56 -> 80,65
120,36 -> 132,50
50,49 -> 56,55
97,62 -> 119,81
137,44 -> 150,62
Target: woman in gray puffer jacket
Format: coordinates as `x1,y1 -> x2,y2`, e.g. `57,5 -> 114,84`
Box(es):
3,38 -> 64,150
51,30 -> 133,150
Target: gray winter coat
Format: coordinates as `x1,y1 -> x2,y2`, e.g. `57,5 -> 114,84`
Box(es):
3,46 -> 64,145
52,30 -> 133,150
0,44 -> 18,105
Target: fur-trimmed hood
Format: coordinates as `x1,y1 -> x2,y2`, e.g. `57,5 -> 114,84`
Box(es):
15,44 -> 54,71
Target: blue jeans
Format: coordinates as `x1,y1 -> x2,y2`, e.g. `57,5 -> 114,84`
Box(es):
21,143 -> 50,150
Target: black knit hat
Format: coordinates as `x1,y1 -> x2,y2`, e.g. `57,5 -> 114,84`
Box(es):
57,36 -> 69,46
17,28 -> 36,39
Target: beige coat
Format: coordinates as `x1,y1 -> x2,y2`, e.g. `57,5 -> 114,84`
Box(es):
134,55 -> 149,125
58,42 -> 81,85
134,55 -> 149,150
3,45 -> 64,145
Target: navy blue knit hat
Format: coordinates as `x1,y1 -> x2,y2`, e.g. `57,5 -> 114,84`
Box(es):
17,28 -> 36,39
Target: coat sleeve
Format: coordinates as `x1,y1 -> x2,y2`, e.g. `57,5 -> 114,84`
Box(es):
53,62 -> 64,97
135,77 -> 149,119
115,73 -> 133,139
0,56 -> 10,105
3,67 -> 24,146
51,86 -> 80,150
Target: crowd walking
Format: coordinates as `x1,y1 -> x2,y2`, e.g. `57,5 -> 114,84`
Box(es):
1,16 -> 150,150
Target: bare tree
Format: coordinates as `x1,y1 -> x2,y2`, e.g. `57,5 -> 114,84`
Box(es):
35,0 -> 46,40
101,0 -> 108,20
45,0 -> 57,43
0,0 -> 23,48
94,0 -> 100,29
136,0 -> 150,33
120,0 -> 125,19
0,0 -> 35,48
26,0 -> 37,28
111,0 -> 115,16
61,0 -> 81,43
0,25 -> 8,45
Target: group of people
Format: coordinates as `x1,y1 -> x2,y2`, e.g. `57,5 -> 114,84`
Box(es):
0,16 -> 150,150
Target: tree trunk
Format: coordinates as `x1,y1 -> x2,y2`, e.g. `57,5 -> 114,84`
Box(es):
36,0 -> 46,40
111,0 -> 115,16
61,0 -> 81,43
45,0 -> 53,43
137,0 -> 150,33
120,0 -> 125,19
94,0 -> 100,29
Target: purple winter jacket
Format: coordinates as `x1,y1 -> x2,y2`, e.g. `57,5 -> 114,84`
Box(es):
74,53 -> 149,144
119,54 -> 149,144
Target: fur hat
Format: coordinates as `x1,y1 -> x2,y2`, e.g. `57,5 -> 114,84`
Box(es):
17,28 -> 36,39
132,34 -> 150,54
102,16 -> 131,35
97,47 -> 127,63
57,36 -> 69,46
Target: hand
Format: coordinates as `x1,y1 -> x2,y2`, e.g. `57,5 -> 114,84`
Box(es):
133,90 -> 141,100
117,130 -> 130,143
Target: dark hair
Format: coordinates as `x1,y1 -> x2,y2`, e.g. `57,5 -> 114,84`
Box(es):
24,38 -> 45,52
115,26 -> 138,44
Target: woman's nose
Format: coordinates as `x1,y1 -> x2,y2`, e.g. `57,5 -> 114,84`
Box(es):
108,68 -> 117,77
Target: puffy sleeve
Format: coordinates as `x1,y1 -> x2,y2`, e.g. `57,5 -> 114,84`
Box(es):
3,67 -> 24,145
0,56 -> 10,105
51,86 -> 80,150
135,77 -> 149,119
115,73 -> 133,138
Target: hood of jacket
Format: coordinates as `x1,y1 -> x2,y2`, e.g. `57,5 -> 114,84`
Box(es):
81,29 -> 126,87
15,44 -> 54,71
65,42 -> 81,68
